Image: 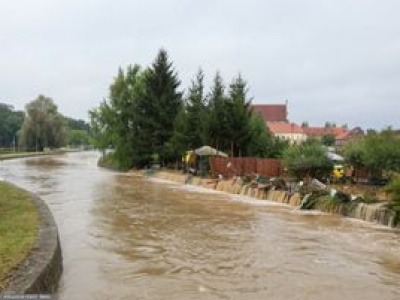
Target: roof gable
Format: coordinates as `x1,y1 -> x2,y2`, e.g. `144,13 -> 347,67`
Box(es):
303,126 -> 350,138
252,104 -> 288,122
267,122 -> 305,134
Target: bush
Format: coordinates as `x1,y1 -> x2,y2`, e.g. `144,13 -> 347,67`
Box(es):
385,175 -> 400,226
283,142 -> 333,180
98,152 -> 130,171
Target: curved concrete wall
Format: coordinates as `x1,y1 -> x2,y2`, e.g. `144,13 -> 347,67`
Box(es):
2,184 -> 63,294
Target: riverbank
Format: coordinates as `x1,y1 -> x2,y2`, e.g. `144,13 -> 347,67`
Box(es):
0,182 -> 38,291
0,181 -> 62,294
0,150 -> 66,161
145,170 -> 399,229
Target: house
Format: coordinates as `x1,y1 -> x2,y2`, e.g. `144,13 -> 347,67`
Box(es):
302,126 -> 350,141
252,103 -> 288,123
252,102 -> 307,144
335,127 -> 364,147
267,122 -> 307,144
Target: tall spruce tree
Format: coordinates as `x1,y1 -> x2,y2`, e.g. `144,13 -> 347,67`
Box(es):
227,74 -> 253,156
184,69 -> 207,149
169,107 -> 188,158
136,49 -> 183,166
206,72 -> 230,151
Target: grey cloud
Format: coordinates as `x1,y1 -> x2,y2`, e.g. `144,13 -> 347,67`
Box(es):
1,0 -> 400,129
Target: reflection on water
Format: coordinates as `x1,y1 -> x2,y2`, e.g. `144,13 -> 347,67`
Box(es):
25,157 -> 67,168
0,152 -> 400,300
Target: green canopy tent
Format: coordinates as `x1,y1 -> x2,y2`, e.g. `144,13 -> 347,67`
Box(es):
194,146 -> 228,157
194,146 -> 228,177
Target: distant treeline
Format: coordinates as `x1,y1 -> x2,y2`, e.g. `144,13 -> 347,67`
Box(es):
0,98 -> 90,151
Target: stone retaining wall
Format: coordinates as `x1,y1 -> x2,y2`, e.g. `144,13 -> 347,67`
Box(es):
150,171 -> 398,228
2,184 -> 63,295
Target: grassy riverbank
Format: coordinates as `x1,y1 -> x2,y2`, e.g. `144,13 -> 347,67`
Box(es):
0,182 -> 38,290
98,152 -> 130,171
0,150 -> 66,161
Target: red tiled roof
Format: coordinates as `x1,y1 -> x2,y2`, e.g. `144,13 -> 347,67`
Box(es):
336,131 -> 351,140
267,122 -> 304,134
252,104 -> 288,122
303,127 -> 349,138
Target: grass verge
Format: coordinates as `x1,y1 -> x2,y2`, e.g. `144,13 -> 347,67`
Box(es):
0,182 -> 38,291
98,152 -> 129,171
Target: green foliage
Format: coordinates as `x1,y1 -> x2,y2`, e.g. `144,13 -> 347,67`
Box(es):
343,128 -> 400,179
64,117 -> 90,147
169,69 -> 206,157
135,49 -> 183,166
90,49 -> 283,170
301,121 -> 309,128
226,74 -> 253,156
90,49 -> 183,169
246,114 -> 271,157
89,102 -> 114,153
169,107 -> 189,157
385,175 -> 400,226
206,72 -> 230,151
184,69 -> 207,149
0,103 -> 24,148
321,134 -> 335,146
246,114 -> 286,158
98,152 -> 129,171
19,95 -> 66,151
64,117 -> 90,132
67,130 -> 90,147
343,137 -> 365,169
283,142 -> 333,180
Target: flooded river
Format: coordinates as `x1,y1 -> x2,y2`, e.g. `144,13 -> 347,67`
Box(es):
1,152 -> 400,299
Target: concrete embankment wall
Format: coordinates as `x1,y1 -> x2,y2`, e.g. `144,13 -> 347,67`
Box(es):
151,171 -> 398,228
2,184 -> 63,295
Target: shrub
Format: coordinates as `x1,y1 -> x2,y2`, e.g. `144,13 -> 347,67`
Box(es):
385,175 -> 400,226
283,142 -> 333,181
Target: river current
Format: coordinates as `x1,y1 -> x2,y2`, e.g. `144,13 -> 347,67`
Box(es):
1,152 -> 399,300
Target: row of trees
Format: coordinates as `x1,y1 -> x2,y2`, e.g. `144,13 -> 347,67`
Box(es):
0,104 -> 24,148
90,49 -> 286,169
343,128 -> 400,180
1,96 -> 90,151
281,128 -> 400,183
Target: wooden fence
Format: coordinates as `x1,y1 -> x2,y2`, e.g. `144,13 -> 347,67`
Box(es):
209,157 -> 282,178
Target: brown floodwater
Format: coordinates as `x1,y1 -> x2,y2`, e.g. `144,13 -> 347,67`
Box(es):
1,152 -> 400,300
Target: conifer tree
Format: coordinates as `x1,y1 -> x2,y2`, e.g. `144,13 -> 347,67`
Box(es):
136,49 -> 183,165
227,74 -> 253,156
206,72 -> 230,151
184,69 -> 207,149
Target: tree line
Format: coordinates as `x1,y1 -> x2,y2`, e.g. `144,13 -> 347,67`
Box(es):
90,49 -> 286,170
0,96 -> 90,151
343,128 -> 400,180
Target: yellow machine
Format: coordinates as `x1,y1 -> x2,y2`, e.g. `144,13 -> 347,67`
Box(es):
332,164 -> 345,182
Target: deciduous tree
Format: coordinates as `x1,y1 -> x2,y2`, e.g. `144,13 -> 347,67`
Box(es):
19,95 -> 66,151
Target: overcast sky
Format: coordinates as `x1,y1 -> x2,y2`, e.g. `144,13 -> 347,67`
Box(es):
1,0 -> 399,129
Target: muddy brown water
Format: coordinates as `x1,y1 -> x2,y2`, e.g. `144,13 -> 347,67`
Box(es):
1,152 -> 400,300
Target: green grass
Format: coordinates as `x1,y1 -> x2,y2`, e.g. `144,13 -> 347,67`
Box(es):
0,182 -> 38,290
98,152 -> 130,171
